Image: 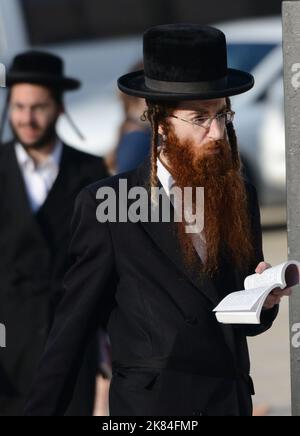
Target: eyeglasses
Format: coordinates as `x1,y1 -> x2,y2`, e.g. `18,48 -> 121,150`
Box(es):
9,103 -> 53,116
170,110 -> 235,130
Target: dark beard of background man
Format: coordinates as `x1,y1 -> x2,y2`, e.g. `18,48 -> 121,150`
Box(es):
161,125 -> 255,276
10,118 -> 58,151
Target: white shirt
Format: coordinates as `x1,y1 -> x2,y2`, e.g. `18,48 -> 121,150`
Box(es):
157,155 -> 207,263
15,140 -> 63,213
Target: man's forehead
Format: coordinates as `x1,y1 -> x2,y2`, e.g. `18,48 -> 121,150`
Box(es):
10,83 -> 53,101
176,98 -> 227,113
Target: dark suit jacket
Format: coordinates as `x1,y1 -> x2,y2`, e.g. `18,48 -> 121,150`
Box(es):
0,142 -> 108,416
24,157 -> 278,416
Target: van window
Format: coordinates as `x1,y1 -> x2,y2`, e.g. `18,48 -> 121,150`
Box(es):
227,43 -> 277,73
20,0 -> 170,45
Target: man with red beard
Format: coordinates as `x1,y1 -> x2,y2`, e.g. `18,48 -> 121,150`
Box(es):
25,25 -> 290,417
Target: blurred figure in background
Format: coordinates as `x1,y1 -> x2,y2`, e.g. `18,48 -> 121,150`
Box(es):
93,329 -> 112,416
106,62 -> 151,175
0,51 -> 108,416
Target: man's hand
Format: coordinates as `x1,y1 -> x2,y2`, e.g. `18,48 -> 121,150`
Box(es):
255,262 -> 293,310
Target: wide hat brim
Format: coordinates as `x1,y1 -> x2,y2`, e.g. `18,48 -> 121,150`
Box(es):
6,72 -> 81,91
118,68 -> 254,101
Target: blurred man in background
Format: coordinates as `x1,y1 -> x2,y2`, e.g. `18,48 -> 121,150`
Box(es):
114,61 -> 151,174
0,51 -> 108,415
105,61 -> 151,176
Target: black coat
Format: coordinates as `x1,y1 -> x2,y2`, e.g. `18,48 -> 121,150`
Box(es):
24,157 -> 278,416
0,142 -> 108,416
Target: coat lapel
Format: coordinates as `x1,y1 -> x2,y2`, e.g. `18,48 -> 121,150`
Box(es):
135,158 -> 220,307
37,145 -> 76,217
2,143 -> 48,247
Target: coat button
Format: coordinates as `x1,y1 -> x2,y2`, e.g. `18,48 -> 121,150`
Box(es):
185,316 -> 198,325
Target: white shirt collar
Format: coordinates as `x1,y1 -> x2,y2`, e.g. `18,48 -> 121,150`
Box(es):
15,139 -> 63,172
157,154 -> 175,198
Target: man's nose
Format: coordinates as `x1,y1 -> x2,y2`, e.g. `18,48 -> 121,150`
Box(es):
21,108 -> 35,124
207,118 -> 224,141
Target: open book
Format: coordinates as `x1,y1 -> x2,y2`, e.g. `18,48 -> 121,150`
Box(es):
213,260 -> 300,324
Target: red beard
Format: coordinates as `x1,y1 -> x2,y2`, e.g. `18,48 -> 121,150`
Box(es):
161,128 -> 255,276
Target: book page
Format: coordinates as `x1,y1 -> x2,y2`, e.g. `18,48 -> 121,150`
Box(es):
244,262 -> 288,290
213,285 -> 275,313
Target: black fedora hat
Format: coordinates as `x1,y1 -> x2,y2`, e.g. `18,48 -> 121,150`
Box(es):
118,24 -> 254,101
6,51 -> 81,91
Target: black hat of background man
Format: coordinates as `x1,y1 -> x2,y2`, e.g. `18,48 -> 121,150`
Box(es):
118,23 -> 254,101
6,51 -> 81,91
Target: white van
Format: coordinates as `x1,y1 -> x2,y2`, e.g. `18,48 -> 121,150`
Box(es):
217,17 -> 285,206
